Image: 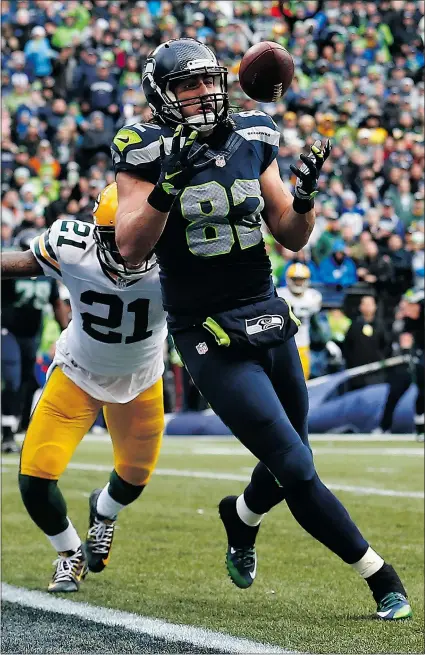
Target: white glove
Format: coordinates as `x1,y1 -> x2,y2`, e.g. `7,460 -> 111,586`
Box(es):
326,341 -> 342,361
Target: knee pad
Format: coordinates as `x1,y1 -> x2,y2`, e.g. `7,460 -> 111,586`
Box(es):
20,442 -> 69,479
114,463 -> 152,487
266,441 -> 315,489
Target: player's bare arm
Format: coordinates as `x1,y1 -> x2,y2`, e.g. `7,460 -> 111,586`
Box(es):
260,160 -> 315,251
115,172 -> 163,266
261,140 -> 331,252
1,250 -> 43,279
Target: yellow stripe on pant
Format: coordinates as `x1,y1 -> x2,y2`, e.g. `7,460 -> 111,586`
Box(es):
20,367 -> 164,486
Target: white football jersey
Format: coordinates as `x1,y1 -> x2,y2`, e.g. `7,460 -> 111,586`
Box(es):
277,286 -> 322,349
31,220 -> 167,403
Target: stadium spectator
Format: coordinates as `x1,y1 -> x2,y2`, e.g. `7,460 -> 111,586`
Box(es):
1,0 -> 423,391
312,213 -> 342,262
23,26 -> 57,78
318,239 -> 358,288
342,295 -> 391,369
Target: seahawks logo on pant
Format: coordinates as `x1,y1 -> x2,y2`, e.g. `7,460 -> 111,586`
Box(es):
245,314 -> 284,335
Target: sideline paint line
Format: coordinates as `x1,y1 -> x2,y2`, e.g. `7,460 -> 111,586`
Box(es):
1,584 -> 292,654
4,459 -> 423,499
14,433 -> 419,444
188,447 -> 424,457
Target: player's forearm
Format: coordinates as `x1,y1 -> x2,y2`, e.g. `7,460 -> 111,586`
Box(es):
274,205 -> 315,251
116,200 -> 169,265
1,251 -> 43,278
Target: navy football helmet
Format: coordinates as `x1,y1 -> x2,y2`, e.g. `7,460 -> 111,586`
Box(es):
142,38 -> 229,132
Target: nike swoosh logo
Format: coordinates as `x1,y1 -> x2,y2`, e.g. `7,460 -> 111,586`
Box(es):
118,137 -> 129,143
377,609 -> 393,617
164,171 -> 181,180
250,554 -> 257,579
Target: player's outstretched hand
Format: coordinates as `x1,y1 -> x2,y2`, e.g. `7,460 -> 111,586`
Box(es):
290,139 -> 332,201
148,124 -> 212,213
158,124 -> 212,193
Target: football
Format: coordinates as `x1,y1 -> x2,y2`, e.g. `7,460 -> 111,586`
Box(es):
238,41 -> 294,103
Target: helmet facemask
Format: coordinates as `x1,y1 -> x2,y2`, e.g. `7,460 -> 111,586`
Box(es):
94,226 -> 155,281
287,277 -> 310,295
164,69 -> 229,133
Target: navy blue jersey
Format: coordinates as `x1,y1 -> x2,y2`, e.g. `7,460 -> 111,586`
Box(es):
2,275 -> 59,338
112,111 -> 280,320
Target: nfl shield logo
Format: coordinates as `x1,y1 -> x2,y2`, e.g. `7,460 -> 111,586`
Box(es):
196,342 -> 208,355
117,278 -> 127,289
215,155 -> 226,168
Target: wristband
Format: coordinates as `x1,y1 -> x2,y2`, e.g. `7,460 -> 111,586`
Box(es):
147,185 -> 176,213
293,195 -> 314,214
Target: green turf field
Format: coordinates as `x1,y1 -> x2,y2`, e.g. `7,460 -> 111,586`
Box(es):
2,435 -> 424,654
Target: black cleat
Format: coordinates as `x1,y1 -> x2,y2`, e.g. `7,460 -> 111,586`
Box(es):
218,495 -> 259,589
85,489 -> 116,573
48,545 -> 88,593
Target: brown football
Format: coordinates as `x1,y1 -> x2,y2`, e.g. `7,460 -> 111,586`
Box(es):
239,41 -> 294,103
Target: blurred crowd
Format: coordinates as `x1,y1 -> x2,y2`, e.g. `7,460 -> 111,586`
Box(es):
1,0 -> 424,389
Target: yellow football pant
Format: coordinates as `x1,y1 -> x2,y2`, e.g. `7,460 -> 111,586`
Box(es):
298,346 -> 311,380
20,367 -> 164,486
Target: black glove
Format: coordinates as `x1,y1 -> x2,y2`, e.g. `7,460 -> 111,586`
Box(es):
148,124 -> 211,212
290,139 -> 332,213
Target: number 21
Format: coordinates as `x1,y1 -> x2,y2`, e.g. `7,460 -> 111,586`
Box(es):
80,291 -> 151,344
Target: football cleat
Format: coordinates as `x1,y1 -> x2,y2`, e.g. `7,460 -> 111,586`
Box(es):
376,592 -> 412,620
48,545 -> 88,593
85,488 -> 116,573
218,496 -> 259,589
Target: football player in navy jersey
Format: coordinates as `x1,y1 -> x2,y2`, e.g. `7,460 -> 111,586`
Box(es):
112,38 -> 411,620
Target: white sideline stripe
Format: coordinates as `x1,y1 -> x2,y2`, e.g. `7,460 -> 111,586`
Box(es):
5,458 -> 423,498
188,447 -> 424,457
1,584 -> 291,654
14,433 -> 419,444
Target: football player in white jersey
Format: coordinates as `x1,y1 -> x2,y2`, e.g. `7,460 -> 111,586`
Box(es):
278,263 -> 342,379
1,183 -> 167,593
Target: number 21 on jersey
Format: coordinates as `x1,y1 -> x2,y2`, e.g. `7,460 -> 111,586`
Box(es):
80,291 -> 151,344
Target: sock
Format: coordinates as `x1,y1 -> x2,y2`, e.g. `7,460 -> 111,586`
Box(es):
365,562 -> 407,603
236,494 -> 266,527
47,518 -> 81,553
285,474 -> 369,564
219,496 -> 260,547
96,484 -> 125,520
351,546 -> 384,578
96,471 -> 146,519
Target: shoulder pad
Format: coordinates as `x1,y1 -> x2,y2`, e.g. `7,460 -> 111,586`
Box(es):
111,122 -> 163,167
51,219 -> 95,265
232,110 -> 278,131
232,111 -> 280,147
